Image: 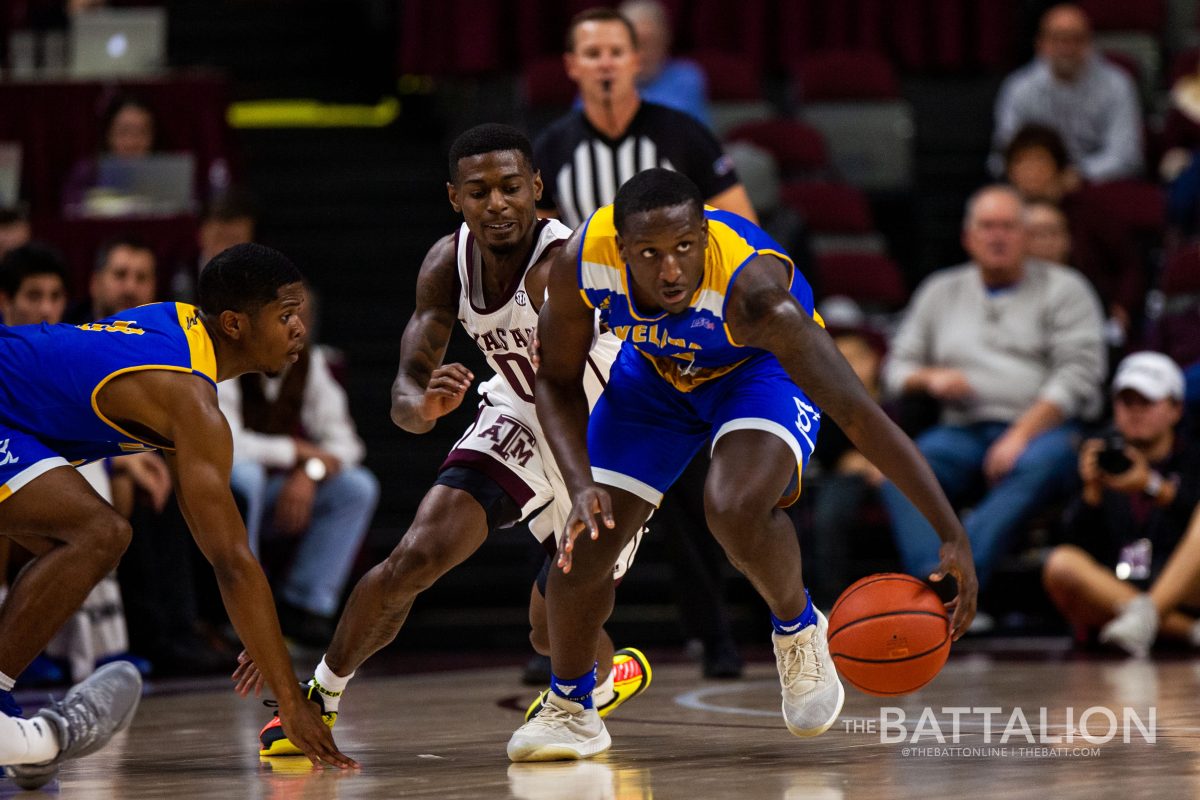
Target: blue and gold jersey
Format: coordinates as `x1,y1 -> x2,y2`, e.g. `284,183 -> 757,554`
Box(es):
577,205 -> 819,391
0,302 -> 217,463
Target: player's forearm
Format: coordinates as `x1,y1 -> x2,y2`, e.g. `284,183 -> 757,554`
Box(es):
212,550 -> 306,707
389,376 -> 436,434
536,378 -> 594,494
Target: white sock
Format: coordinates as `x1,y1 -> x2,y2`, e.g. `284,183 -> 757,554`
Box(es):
311,656 -> 354,713
0,671 -> 15,692
0,713 -> 61,765
592,669 -> 616,708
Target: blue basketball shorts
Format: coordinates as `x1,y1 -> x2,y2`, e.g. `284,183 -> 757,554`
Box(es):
587,348 -> 820,507
0,424 -> 71,504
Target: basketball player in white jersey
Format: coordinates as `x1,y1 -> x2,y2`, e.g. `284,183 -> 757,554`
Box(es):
241,124 -> 650,758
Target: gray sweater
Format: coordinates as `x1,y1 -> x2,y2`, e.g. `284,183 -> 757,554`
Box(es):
884,259 -> 1106,426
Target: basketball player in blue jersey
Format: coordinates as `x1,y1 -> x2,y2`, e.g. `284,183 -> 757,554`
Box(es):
237,124 -> 650,759
508,169 -> 979,761
0,243 -> 355,788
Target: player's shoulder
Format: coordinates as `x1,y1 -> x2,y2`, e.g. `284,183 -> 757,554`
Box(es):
418,229 -> 463,280
424,229 -> 459,263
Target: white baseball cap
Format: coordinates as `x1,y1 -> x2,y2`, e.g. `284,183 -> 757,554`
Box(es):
1112,351 -> 1185,402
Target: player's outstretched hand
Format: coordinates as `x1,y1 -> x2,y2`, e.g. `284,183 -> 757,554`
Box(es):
278,697 -> 359,769
557,485 -> 615,573
930,539 -> 978,641
421,363 -> 473,421
231,649 -> 265,698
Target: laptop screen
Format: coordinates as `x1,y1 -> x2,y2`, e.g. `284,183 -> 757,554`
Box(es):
70,8 -> 167,78
0,144 -> 20,209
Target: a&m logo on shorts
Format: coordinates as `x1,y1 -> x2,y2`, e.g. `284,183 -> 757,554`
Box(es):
477,414 -> 537,466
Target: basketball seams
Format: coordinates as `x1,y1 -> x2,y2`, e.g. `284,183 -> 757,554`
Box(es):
830,640 -> 949,665
829,573 -> 930,618
827,609 -> 948,641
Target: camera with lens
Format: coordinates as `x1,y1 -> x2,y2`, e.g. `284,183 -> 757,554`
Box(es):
1096,432 -> 1133,474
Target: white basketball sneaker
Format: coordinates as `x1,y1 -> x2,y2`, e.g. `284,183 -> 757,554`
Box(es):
773,609 -> 844,737
4,661 -> 143,790
507,692 -> 611,762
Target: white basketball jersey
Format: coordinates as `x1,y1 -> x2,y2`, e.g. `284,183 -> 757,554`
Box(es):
449,220 -> 637,573
454,218 -> 618,415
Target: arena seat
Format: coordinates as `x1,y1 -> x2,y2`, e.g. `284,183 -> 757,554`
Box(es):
725,119 -> 828,177
1146,243 -> 1200,367
815,251 -> 907,309
779,181 -> 874,234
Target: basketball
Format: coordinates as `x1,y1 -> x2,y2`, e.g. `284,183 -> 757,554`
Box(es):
827,573 -> 951,696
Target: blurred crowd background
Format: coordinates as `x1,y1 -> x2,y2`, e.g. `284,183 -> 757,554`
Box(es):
4,0 -> 1200,683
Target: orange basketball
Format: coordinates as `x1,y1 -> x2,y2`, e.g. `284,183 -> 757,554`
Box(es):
827,573 -> 951,696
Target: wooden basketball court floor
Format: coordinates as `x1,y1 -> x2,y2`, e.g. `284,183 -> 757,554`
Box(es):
18,643 -> 1200,799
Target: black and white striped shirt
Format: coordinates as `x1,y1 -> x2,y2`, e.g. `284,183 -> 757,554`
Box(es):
533,101 -> 738,229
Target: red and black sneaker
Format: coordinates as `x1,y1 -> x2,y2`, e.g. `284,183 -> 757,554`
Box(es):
258,681 -> 337,756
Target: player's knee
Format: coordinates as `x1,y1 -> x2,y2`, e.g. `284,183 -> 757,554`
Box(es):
381,534 -> 452,596
1042,544 -> 1085,594
89,513 -> 133,566
704,490 -> 769,544
528,623 -> 550,655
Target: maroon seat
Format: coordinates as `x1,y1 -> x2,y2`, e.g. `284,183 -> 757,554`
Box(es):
398,0 -> 505,76
1168,48 -> 1200,87
1083,180 -> 1166,237
1078,0 -> 1165,32
816,251 -> 907,308
779,181 -> 874,234
1146,243 -> 1200,366
690,49 -> 763,101
1162,242 -> 1200,295
685,0 -> 768,75
521,55 -> 575,109
726,119 -> 828,174
791,49 -> 901,102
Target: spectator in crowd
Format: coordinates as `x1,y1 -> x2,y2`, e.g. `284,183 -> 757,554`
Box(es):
0,242 -> 67,326
1043,352 -> 1200,656
1023,200 -> 1072,265
1003,123 -> 1144,345
218,294 -> 378,647
534,6 -> 755,229
991,4 -> 1142,183
880,185 -> 1105,620
1158,64 -> 1200,184
66,236 -> 156,324
1162,70 -> 1200,238
0,209 -> 32,262
63,94 -> 159,214
198,189 -> 257,268
617,0 -> 711,128
532,6 -> 757,676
